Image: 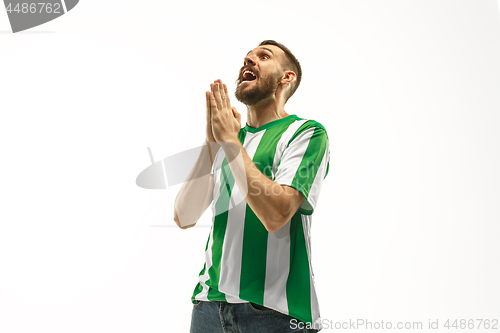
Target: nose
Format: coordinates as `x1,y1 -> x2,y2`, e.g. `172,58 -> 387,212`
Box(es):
244,55 -> 256,66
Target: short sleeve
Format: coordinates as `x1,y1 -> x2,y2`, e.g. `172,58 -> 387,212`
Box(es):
273,122 -> 330,215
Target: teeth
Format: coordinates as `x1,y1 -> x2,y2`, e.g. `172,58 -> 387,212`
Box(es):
243,70 -> 255,76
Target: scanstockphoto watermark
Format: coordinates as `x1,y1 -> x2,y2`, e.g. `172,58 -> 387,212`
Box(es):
136,143 -> 325,227
136,143 -> 323,201
293,319 -> 424,331
291,318 -> 499,331
249,160 -> 321,197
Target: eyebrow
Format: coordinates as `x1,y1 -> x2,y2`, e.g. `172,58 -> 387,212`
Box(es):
246,47 -> 275,57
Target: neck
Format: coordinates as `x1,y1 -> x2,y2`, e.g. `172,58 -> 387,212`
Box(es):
246,97 -> 289,129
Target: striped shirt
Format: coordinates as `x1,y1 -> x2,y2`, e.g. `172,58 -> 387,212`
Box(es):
191,114 -> 330,329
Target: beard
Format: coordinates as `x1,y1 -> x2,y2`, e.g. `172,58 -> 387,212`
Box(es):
235,72 -> 281,106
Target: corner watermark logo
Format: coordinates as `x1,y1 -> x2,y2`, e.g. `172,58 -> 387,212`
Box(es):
3,0 -> 78,33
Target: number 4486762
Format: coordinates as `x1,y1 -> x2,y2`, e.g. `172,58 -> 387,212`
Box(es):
6,3 -> 61,14
444,319 -> 498,330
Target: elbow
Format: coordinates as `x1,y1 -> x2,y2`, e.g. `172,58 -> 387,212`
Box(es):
263,205 -> 297,233
179,223 -> 195,230
173,210 -> 195,230
263,214 -> 288,233
174,217 -> 195,230
265,225 -> 279,233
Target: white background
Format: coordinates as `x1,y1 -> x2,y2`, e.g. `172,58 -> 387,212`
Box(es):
1,0 -> 499,332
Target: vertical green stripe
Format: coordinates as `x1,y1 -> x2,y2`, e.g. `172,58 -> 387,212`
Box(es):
325,157 -> 330,178
191,282 -> 204,301
205,129 -> 247,301
290,126 -> 328,200
191,261 -> 206,300
239,122 -> 291,303
204,227 -> 211,251
286,214 -> 312,323
239,205 -> 268,302
206,286 -> 226,300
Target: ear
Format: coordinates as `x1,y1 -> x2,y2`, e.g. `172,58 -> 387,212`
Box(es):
280,70 -> 297,87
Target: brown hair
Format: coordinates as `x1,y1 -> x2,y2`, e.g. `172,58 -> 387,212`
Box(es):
259,40 -> 302,101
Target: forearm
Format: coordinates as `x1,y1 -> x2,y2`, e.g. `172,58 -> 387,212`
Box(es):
174,140 -> 219,228
221,140 -> 300,232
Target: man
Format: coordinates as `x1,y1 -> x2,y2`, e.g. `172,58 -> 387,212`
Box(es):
174,40 -> 330,333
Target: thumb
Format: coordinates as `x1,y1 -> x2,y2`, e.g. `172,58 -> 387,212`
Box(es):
232,107 -> 241,122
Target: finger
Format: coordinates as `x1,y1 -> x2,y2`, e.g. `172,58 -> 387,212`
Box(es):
222,83 -> 230,110
210,82 -> 217,100
210,92 -> 218,113
213,83 -> 223,111
232,107 -> 241,123
212,81 -> 220,91
206,90 -> 211,120
218,82 -> 226,109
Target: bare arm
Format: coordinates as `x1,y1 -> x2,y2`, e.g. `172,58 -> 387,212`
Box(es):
173,140 -> 218,229
173,90 -> 220,229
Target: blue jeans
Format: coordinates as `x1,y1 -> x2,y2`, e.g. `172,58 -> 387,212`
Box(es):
190,300 -> 319,333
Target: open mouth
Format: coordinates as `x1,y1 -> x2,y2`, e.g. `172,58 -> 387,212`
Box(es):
241,69 -> 257,83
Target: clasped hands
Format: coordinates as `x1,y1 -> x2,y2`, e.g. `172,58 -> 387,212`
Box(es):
206,79 -> 241,145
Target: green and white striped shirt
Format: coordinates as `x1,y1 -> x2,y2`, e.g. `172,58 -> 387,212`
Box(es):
192,114 -> 330,329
